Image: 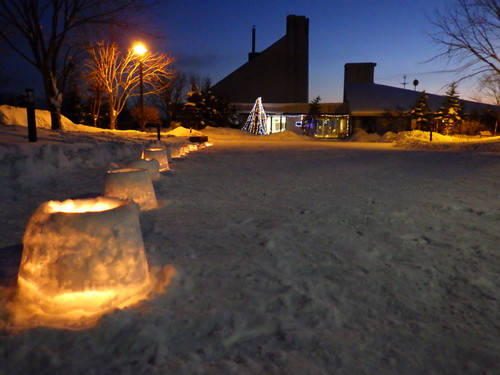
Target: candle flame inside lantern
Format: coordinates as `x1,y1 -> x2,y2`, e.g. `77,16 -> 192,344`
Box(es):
9,196 -> 175,330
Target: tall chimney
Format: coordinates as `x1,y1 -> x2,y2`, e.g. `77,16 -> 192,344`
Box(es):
248,25 -> 260,61
252,25 -> 256,53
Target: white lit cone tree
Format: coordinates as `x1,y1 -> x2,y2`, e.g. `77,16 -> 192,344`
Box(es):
242,97 -> 267,135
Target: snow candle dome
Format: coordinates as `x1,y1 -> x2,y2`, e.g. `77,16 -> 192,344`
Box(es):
126,158 -> 161,181
142,147 -> 169,171
104,168 -> 158,210
13,196 -> 152,329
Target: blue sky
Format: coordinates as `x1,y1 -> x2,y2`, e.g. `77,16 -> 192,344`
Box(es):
1,0 -> 474,104
153,0 -> 470,102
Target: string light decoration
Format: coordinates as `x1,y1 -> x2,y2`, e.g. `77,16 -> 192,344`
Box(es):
242,97 -> 268,135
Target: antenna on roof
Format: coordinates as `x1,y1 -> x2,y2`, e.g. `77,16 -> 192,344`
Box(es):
401,75 -> 408,89
413,79 -> 419,91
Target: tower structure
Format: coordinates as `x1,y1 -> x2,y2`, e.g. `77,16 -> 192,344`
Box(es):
211,15 -> 309,103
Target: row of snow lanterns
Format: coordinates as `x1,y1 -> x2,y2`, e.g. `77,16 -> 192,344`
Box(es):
11,141 -> 210,330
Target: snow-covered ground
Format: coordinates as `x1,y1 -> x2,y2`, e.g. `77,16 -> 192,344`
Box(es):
0,105 -> 499,374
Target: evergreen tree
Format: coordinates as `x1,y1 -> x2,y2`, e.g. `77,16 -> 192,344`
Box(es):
436,82 -> 464,135
304,96 -> 321,135
183,83 -> 205,130
181,78 -> 237,129
409,91 -> 432,130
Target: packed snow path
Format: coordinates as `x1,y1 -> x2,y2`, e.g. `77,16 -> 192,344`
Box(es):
1,141 -> 499,374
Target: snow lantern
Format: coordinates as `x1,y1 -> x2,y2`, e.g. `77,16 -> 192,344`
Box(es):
142,147 -> 169,171
170,145 -> 189,159
165,147 -> 172,163
104,168 -> 158,211
13,196 -> 152,328
188,143 -> 198,152
126,158 -> 161,181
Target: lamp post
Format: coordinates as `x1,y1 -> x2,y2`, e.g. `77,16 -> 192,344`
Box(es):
133,43 -> 147,134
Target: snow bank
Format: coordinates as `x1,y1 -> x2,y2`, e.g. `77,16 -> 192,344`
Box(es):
0,104 -> 75,130
0,106 -> 196,185
394,130 -> 500,152
349,128 -> 500,153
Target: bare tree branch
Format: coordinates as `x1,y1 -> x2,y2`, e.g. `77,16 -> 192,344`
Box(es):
429,0 -> 500,82
0,0 -> 158,130
84,41 -> 173,129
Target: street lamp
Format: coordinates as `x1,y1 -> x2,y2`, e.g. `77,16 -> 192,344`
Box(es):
133,43 -> 148,135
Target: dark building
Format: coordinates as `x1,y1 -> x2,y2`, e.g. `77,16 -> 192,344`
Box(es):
211,15 -> 309,104
212,16 -> 497,137
344,62 -> 498,134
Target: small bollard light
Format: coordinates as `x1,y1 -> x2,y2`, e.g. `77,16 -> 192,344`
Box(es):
25,89 -> 37,142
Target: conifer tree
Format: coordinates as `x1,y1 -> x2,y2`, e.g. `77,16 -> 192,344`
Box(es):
183,83 -> 205,130
304,96 -> 321,135
436,82 -> 464,134
410,91 -> 432,130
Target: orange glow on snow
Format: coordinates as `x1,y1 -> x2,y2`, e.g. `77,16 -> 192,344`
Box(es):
46,197 -> 120,213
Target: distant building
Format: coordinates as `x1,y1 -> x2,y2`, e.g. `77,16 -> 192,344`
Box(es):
344,62 -> 498,134
212,16 -> 498,137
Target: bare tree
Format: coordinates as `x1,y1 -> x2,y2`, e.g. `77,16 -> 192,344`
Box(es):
0,0 -> 156,130
151,70 -> 189,127
430,0 -> 500,80
476,73 -> 500,105
85,41 -> 173,130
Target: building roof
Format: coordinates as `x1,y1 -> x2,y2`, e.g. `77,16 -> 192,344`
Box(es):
345,82 -> 498,116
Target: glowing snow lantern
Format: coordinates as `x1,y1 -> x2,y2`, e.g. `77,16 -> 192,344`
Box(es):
104,168 -> 158,210
188,143 -> 198,151
170,145 -> 183,159
14,196 -> 152,329
165,147 -> 172,163
126,158 -> 161,181
142,147 -> 169,171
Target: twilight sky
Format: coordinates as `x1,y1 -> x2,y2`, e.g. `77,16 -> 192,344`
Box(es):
1,0 -> 476,104
153,0 -> 472,102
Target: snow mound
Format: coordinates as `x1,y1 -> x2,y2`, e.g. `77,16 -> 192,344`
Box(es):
266,130 -> 313,141
165,126 -> 203,137
0,104 -> 75,130
348,129 -> 397,143
394,130 -> 500,152
347,129 -> 500,153
201,126 -> 256,140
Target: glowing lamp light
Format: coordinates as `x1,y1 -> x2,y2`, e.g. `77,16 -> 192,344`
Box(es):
126,158 -> 161,181
13,197 -> 152,329
104,168 -> 158,210
133,43 -> 147,56
142,147 -> 170,171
